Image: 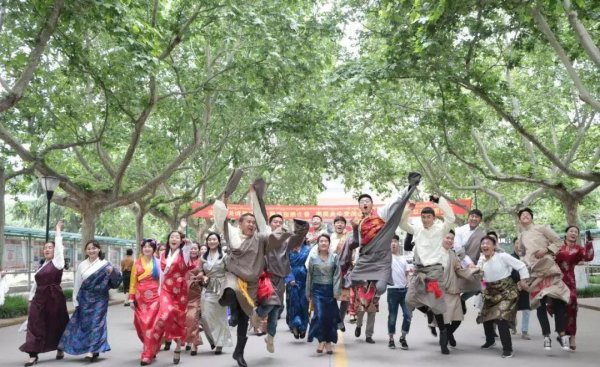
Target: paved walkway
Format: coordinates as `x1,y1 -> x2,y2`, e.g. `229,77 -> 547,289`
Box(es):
1,294 -> 598,366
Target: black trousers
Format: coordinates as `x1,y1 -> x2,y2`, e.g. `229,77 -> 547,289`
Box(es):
537,296 -> 566,336
484,320 -> 512,352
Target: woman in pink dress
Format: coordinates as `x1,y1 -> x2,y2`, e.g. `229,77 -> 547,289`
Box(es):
149,231 -> 196,364
554,226 -> 594,350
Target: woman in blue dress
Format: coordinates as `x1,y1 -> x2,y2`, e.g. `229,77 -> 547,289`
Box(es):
285,240 -> 311,339
59,240 -> 122,361
306,234 -> 341,354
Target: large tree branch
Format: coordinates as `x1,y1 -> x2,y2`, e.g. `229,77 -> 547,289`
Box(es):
530,4 -> 600,112
158,5 -> 204,61
0,0 -> 65,112
113,76 -> 157,197
455,79 -> 600,182
572,181 -> 600,199
562,0 -> 600,69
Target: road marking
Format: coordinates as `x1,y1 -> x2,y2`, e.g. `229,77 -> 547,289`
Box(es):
334,330 -> 348,367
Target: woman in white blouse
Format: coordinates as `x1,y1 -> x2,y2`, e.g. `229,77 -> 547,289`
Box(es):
59,238 -> 122,361
478,235 -> 529,358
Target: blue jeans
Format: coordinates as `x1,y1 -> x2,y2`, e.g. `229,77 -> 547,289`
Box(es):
387,288 -> 411,335
257,304 -> 280,337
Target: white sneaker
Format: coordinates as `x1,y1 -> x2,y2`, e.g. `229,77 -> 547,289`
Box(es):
543,336 -> 552,350
560,335 -> 570,351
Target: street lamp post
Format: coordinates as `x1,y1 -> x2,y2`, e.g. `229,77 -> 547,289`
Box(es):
39,176 -> 60,242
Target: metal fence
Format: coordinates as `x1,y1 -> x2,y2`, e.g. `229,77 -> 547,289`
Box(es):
2,226 -> 136,293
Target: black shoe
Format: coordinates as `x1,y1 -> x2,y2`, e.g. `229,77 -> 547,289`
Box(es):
293,328 -> 300,339
210,344 -> 216,350
388,339 -> 396,349
556,335 -> 563,347
481,340 -> 496,349
429,326 -> 437,337
190,350 -> 197,356
448,333 -> 457,347
365,337 -> 375,344
399,337 -> 408,350
85,353 -> 99,362
299,331 -> 306,339
185,345 -> 191,351
502,350 -> 514,358
461,299 -> 467,315
140,361 -> 150,366
233,336 -> 248,367
24,356 -> 38,367
338,323 -> 346,332
173,350 -> 181,365
355,326 -> 362,338
439,330 -> 449,355
56,350 -> 65,360
215,347 -> 223,355
164,341 -> 172,351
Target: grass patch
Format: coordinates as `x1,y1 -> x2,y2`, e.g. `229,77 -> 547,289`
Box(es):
0,295 -> 28,319
577,284 -> 600,298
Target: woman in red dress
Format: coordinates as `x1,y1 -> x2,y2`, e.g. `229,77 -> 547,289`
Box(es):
555,226 -> 594,350
149,231 -> 196,364
129,239 -> 161,365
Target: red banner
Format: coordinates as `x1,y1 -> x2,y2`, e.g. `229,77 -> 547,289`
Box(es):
191,198 -> 471,220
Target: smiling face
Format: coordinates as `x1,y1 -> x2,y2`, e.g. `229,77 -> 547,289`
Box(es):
239,214 -> 257,237
269,216 -> 284,231
317,235 -> 330,253
206,234 -> 220,250
86,242 -> 100,261
334,220 -> 346,234
168,231 -> 182,250
311,216 -> 323,230
421,213 -> 435,229
43,242 -> 55,261
156,244 -> 166,258
442,232 -> 455,250
518,211 -> 533,226
467,213 -> 482,230
141,243 -> 154,257
199,245 -> 208,256
480,238 -> 496,258
190,243 -> 200,259
566,226 -> 579,243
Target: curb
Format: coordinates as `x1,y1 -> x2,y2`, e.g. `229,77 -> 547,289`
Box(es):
579,303 -> 600,312
0,298 -> 125,328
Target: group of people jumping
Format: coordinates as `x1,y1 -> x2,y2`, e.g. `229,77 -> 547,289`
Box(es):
16,172 -> 594,366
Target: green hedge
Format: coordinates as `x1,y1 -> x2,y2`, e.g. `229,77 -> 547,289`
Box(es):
589,275 -> 600,284
577,284 -> 600,298
0,295 -> 28,319
63,289 -> 73,300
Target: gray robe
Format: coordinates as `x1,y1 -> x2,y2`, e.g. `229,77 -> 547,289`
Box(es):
349,173 -> 421,288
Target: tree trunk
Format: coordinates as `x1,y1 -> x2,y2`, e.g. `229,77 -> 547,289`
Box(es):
561,197 -> 580,227
0,165 -> 5,267
134,203 -> 145,246
81,207 -> 97,247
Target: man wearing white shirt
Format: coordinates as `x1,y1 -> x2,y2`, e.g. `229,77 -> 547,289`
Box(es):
402,194 -> 455,355
453,209 -> 485,266
387,235 -> 413,350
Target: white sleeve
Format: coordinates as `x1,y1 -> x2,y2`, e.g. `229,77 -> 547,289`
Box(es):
213,200 -> 228,234
400,208 -> 415,235
377,187 -> 409,222
73,263 -> 83,307
438,197 -> 455,233
250,191 -> 268,233
51,235 -> 65,270
501,253 -> 529,280
28,281 -> 37,301
182,242 -> 193,265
